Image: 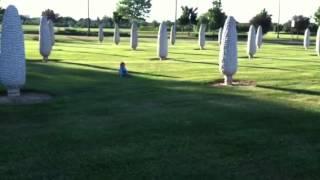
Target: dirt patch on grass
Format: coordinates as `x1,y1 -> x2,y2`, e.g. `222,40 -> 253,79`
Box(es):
210,79 -> 256,87
0,90 -> 53,105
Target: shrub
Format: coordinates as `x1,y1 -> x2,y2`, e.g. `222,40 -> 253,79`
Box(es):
219,16 -> 238,85
247,25 -> 257,59
0,5 -> 26,97
157,22 -> 168,60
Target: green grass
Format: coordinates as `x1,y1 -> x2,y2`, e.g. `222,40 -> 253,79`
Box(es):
1,33 -> 320,180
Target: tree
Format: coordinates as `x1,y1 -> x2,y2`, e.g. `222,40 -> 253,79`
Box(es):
113,12 -> 123,24
0,7 -> 5,23
178,6 -> 190,28
178,6 -> 198,31
20,15 -> 28,24
198,15 -> 209,25
116,0 -> 151,21
291,15 -> 310,34
42,9 -> 59,22
55,16 -> 77,27
206,0 -> 227,31
189,7 -> 198,26
315,7 -> 320,25
249,9 -> 272,34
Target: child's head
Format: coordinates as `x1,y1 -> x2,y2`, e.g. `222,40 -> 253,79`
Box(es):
120,62 -> 126,68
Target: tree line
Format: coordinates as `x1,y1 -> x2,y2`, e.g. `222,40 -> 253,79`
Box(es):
0,0 -> 320,34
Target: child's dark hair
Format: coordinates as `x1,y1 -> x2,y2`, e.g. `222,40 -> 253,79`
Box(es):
120,62 -> 125,66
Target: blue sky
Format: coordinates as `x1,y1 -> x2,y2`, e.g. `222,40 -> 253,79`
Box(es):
0,0 -> 318,23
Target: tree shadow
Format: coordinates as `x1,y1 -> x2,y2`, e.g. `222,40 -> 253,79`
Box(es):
148,58 -> 176,61
239,65 -> 297,72
239,56 -> 261,59
257,85 -> 320,96
171,58 -> 219,65
57,49 -> 130,58
264,39 -> 303,46
2,62 -> 320,179
171,52 -> 216,57
27,59 -> 178,79
263,57 -> 320,64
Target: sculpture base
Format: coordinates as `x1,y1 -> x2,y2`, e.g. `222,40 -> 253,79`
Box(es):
7,88 -> 20,97
224,76 -> 233,86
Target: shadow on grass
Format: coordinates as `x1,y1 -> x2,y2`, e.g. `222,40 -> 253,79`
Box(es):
1,61 -> 320,179
148,58 -> 176,61
239,65 -> 297,72
257,85 -> 320,96
263,57 -> 320,64
171,58 -> 219,65
171,51 -> 216,57
27,59 -> 178,79
57,49 -> 130,58
264,39 -> 303,46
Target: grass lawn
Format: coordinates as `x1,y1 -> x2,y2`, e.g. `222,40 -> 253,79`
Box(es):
0,33 -> 320,179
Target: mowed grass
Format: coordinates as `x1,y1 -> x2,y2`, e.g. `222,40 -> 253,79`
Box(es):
0,33 -> 320,179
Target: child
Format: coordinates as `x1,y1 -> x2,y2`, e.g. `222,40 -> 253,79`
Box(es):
119,62 -> 129,77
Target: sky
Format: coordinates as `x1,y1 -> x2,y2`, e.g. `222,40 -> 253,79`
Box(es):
0,0 -> 318,23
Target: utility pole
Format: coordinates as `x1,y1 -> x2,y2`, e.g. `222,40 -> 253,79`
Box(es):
87,0 -> 91,36
277,0 -> 281,39
175,0 -> 178,23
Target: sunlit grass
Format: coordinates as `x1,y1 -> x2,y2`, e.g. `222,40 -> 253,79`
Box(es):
1,34 -> 320,179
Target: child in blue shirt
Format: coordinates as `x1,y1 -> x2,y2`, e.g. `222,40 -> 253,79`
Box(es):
119,62 -> 129,77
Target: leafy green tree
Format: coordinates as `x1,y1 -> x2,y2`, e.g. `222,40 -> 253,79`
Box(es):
20,15 -> 28,24
315,7 -> 320,25
55,16 -> 77,27
249,9 -> 272,34
0,7 -> 5,23
113,12 -> 123,24
206,0 -> 227,31
291,15 -> 310,34
178,6 -> 198,31
198,15 -> 209,25
116,0 -> 151,21
178,6 -> 190,28
189,7 -> 198,26
42,9 -> 59,22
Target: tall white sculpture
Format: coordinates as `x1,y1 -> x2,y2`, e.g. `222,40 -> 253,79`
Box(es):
219,16 -> 238,86
0,5 -> 26,97
39,16 -> 52,62
247,25 -> 257,59
157,22 -> 168,60
130,22 -> 138,50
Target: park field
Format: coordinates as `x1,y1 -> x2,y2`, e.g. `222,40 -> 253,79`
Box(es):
0,33 -> 320,179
